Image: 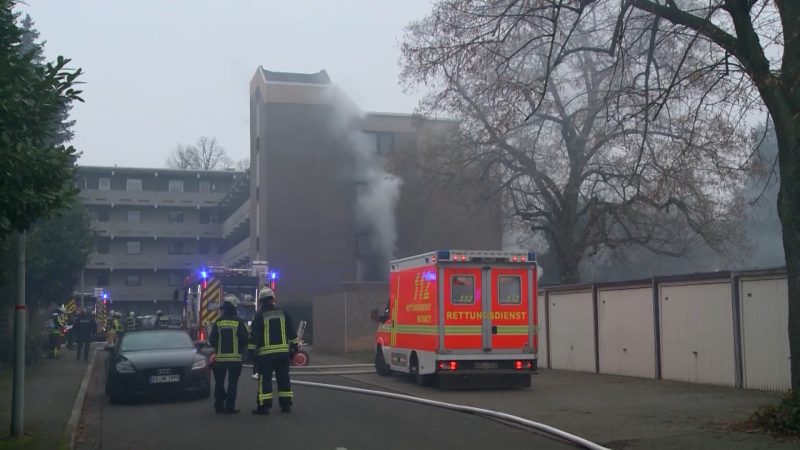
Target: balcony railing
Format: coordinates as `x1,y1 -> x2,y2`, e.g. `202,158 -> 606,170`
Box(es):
79,189 -> 226,207
91,222 -> 221,239
87,253 -> 209,270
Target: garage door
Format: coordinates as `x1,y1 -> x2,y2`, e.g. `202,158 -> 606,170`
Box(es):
598,287 -> 656,378
741,278 -> 791,391
660,282 -> 735,386
549,291 -> 595,372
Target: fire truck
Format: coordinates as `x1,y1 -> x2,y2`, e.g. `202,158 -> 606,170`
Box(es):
183,263 -> 269,342
372,250 -> 538,388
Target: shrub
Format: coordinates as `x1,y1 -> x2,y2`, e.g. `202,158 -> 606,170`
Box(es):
746,390 -> 800,436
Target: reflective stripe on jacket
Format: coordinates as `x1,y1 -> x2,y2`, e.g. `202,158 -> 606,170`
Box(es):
210,316 -> 248,363
249,308 -> 299,356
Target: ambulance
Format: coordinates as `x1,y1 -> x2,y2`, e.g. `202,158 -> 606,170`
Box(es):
372,250 -> 538,388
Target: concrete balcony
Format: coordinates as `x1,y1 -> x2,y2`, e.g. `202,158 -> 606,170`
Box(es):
221,199 -> 250,239
223,237 -> 251,267
92,222 -> 221,239
79,189 -> 226,207
87,254 -> 208,271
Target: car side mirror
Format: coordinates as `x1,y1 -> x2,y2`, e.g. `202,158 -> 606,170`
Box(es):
104,344 -> 115,352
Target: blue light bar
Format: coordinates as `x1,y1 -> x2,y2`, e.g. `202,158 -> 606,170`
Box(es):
271,271 -> 277,280
436,250 -> 451,260
201,270 -> 208,279
527,252 -> 536,262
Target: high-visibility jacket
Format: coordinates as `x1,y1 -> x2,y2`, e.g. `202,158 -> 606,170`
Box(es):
112,318 -> 123,331
248,307 -> 299,357
124,316 -> 136,331
49,314 -> 65,335
210,313 -> 248,363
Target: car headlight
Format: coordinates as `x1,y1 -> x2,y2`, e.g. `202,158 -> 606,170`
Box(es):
115,360 -> 136,374
191,358 -> 207,370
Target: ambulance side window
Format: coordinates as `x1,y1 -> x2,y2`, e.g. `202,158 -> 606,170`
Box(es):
451,275 -> 475,305
498,276 -> 521,304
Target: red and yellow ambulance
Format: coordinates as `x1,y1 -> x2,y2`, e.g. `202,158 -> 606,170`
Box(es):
373,250 -> 538,388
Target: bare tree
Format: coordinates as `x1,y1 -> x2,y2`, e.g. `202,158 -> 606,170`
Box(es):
403,0 -> 800,388
235,158 -> 250,172
166,137 -> 233,170
402,3 -> 744,284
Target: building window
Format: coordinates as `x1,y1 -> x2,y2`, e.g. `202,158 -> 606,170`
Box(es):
125,273 -> 141,286
126,178 -> 142,191
168,179 -> 184,192
96,271 -> 109,287
126,241 -> 141,255
168,211 -> 184,224
199,180 -> 211,193
198,240 -> 210,255
168,241 -> 184,255
377,132 -> 393,155
168,273 -> 183,286
199,210 -> 210,224
97,208 -> 110,222
99,177 -> 111,191
96,239 -> 110,254
216,241 -> 225,255
126,209 -> 141,223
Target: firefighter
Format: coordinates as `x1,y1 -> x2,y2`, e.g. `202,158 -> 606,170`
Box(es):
124,311 -> 136,331
155,310 -> 169,328
249,287 -> 299,415
106,311 -> 122,344
47,307 -> 66,358
209,296 -> 248,414
74,308 -> 96,362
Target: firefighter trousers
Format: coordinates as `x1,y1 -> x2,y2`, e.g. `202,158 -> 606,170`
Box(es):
255,354 -> 292,409
213,362 -> 242,411
48,333 -> 61,358
76,339 -> 90,361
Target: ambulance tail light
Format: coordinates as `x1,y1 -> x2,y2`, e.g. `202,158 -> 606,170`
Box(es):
438,361 -> 458,371
514,360 -> 533,370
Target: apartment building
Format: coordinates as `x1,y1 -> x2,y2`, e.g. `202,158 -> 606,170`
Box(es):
76,166 -> 246,315
249,67 -> 503,307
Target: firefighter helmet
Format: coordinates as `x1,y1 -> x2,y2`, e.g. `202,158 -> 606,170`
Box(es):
156,310 -> 163,316
129,311 -> 135,317
223,294 -> 238,307
258,287 -> 275,300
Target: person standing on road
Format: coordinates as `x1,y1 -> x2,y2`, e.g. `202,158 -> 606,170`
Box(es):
107,311 -> 123,343
47,307 -> 66,358
209,297 -> 248,414
74,308 -> 97,362
249,287 -> 299,415
124,311 -> 136,331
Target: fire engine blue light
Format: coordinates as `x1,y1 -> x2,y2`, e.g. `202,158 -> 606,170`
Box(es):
271,272 -> 277,280
102,293 -> 108,299
201,270 -> 208,279
423,271 -> 436,282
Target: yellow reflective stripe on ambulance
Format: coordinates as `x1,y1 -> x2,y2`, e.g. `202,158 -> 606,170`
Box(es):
394,324 -> 437,335
494,325 -> 530,335
444,325 -> 482,335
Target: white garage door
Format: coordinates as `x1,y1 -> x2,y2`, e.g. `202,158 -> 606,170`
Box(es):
660,282 -> 735,386
740,278 -> 791,391
598,287 -> 656,378
549,291 -> 595,372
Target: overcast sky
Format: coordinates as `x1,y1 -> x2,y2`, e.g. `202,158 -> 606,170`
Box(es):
19,1 -> 435,168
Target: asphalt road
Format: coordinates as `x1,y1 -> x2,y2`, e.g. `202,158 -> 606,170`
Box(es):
90,359 -> 578,450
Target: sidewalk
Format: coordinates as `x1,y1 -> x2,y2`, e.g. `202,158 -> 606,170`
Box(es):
0,344 -> 94,450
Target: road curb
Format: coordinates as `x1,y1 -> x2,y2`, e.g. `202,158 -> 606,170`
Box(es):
65,344 -> 97,450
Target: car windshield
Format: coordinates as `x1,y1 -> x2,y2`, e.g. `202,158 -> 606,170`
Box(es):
119,331 -> 193,352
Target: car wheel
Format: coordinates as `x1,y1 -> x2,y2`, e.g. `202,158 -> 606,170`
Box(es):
411,356 -> 435,387
375,347 -> 391,376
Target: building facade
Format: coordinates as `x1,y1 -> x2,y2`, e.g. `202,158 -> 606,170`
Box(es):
76,166 -> 246,315
250,67 -> 503,307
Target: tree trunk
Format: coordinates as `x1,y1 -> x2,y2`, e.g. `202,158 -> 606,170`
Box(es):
772,110 -> 800,389
557,250 -> 581,284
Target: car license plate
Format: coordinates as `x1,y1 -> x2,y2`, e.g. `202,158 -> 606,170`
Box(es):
474,362 -> 498,369
149,374 -> 180,384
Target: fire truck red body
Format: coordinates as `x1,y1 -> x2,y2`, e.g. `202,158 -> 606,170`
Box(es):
374,250 -> 538,387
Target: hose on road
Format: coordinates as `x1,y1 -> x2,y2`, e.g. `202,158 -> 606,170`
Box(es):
292,378 -> 610,450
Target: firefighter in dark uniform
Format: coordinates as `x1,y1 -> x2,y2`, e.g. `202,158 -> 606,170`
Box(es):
124,311 -> 136,331
155,310 -> 169,328
209,296 -> 248,414
249,287 -> 299,415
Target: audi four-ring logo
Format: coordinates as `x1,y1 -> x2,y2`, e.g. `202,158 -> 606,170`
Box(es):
156,368 -> 172,375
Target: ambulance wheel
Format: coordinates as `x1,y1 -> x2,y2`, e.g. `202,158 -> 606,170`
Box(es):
375,347 -> 391,376
410,355 -> 435,387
